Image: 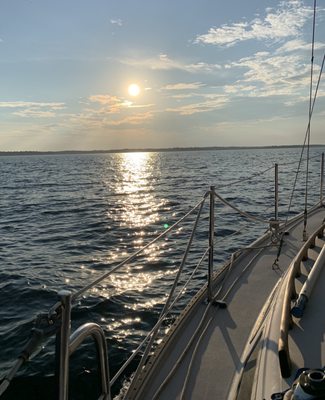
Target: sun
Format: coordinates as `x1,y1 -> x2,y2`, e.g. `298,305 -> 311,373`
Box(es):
128,83 -> 140,97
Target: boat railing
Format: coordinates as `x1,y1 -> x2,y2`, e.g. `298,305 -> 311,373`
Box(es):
58,290 -> 111,400
278,222 -> 325,378
0,153 -> 324,399
54,183 -> 275,400
59,192 -> 212,399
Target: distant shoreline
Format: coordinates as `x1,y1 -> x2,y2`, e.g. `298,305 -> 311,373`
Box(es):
1,144 -> 325,156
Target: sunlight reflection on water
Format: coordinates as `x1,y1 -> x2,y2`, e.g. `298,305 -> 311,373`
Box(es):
113,152 -> 162,228
1,147 -> 325,390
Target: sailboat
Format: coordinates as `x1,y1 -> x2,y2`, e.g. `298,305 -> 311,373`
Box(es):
1,3 -> 325,400
122,200 -> 325,400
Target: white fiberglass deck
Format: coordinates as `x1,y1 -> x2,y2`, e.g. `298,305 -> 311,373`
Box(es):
289,240 -> 325,372
126,206 -> 325,400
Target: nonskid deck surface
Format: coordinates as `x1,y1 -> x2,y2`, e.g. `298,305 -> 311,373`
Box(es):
289,237 -> 325,372
127,207 -> 325,400
252,224 -> 325,400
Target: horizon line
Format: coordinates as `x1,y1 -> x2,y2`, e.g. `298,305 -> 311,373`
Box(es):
1,143 -> 325,156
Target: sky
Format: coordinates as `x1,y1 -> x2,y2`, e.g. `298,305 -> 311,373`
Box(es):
1,0 -> 325,151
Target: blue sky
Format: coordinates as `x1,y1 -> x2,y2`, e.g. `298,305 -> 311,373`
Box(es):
1,0 -> 325,151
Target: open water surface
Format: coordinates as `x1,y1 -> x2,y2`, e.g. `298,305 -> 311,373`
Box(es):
1,147 -> 324,399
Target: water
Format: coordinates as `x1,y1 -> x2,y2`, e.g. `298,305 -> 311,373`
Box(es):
0,147 -> 324,399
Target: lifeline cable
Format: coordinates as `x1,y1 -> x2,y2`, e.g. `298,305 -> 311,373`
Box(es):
217,165 -> 274,190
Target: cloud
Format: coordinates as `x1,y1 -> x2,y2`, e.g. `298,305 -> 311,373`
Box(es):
224,84 -> 257,94
13,110 -> 56,118
184,61 -> 222,73
195,0 -> 312,47
110,19 -> 122,26
234,52 -> 306,82
219,48 -> 322,105
276,39 -> 325,53
69,108 -> 154,130
69,94 -> 156,129
170,93 -> 196,99
87,94 -> 154,113
231,52 -> 309,89
106,112 -> 154,126
0,101 -> 65,118
162,82 -> 205,90
0,101 -> 65,109
120,53 -> 222,73
127,103 -> 155,109
88,94 -> 131,113
166,96 -> 229,115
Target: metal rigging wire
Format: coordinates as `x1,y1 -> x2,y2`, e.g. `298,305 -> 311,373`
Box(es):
278,153 -> 319,167
273,0 -> 324,268
216,165 -> 274,189
303,0 -> 317,238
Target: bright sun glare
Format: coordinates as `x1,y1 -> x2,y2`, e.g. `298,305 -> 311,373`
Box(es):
128,83 -> 140,97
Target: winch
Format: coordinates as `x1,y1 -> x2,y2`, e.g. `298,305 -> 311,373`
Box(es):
272,369 -> 325,400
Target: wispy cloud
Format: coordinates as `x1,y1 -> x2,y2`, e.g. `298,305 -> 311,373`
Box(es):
13,110 -> 57,118
195,0 -> 312,47
120,53 -> 222,73
88,94 -> 153,112
110,19 -> 122,26
0,101 -> 65,109
224,84 -> 257,94
166,96 -> 229,115
170,93 -> 196,99
69,108 -> 154,129
222,50 -> 313,102
0,101 -> 65,118
70,94 -> 155,129
105,112 -> 154,126
276,39 -> 325,53
88,94 -> 130,113
233,52 -> 308,85
162,82 -> 205,90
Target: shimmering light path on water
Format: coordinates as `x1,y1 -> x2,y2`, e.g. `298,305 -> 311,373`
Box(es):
0,147 -> 324,398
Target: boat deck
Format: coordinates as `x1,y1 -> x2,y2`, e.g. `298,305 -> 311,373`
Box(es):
289,240 -> 325,372
126,206 -> 325,400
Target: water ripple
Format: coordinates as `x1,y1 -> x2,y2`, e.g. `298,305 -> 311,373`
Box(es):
1,148 -> 325,398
